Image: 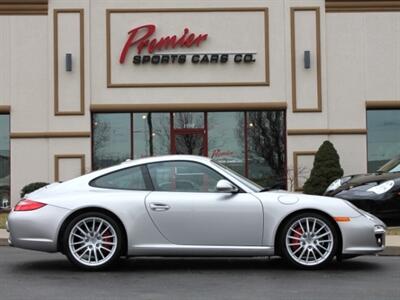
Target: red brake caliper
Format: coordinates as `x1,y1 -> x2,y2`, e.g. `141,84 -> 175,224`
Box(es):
291,226 -> 303,251
103,229 -> 112,251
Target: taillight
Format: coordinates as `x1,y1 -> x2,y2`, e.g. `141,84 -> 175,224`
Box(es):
14,199 -> 47,211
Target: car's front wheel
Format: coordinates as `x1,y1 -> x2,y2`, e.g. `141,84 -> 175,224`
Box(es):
280,212 -> 338,269
63,212 -> 122,270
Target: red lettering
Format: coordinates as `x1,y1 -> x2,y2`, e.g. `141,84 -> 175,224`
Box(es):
193,34 -> 208,47
211,149 -> 234,158
176,28 -> 190,47
119,24 -> 156,63
119,24 -> 208,63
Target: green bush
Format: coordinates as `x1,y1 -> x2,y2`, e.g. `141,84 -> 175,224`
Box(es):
303,141 -> 343,195
20,182 -> 49,198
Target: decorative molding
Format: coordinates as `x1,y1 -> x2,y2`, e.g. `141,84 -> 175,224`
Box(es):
366,100 -> 400,109
290,7 -> 322,113
53,9 -> 85,116
0,1 -> 47,15
106,7 -> 269,88
326,0 -> 400,13
288,128 -> 367,135
0,105 -> 11,113
10,131 -> 90,139
54,154 -> 85,182
91,102 -> 287,112
293,151 -> 316,191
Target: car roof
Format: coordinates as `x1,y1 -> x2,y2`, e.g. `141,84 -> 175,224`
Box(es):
71,155 -> 214,184
119,154 -> 212,167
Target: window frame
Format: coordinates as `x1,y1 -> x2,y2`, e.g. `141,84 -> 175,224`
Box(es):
89,164 -> 153,191
0,113 -> 10,208
144,160 -> 243,193
366,108 -> 400,172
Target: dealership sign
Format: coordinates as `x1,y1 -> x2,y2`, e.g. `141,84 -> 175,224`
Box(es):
106,9 -> 268,87
119,24 -> 256,65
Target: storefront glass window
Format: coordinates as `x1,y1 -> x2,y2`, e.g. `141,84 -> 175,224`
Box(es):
93,113 -> 131,170
247,111 -> 286,188
133,113 -> 170,159
208,112 -> 245,175
367,109 -> 400,172
0,114 -> 10,208
92,111 -> 287,189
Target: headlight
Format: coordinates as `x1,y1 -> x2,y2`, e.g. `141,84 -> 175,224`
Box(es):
367,180 -> 395,195
326,176 -> 351,192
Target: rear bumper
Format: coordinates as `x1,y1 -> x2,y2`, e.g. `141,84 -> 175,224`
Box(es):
7,205 -> 70,252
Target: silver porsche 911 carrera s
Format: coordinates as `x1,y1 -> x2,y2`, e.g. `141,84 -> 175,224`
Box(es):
7,155 -> 386,270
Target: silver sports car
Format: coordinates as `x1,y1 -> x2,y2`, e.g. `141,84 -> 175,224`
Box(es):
7,155 -> 386,270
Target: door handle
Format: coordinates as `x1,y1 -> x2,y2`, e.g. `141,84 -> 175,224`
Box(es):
149,203 -> 170,211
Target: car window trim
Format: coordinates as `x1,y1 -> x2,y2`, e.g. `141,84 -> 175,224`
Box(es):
141,165 -> 155,191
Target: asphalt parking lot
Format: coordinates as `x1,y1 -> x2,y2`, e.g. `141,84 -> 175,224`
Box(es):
0,248 -> 399,300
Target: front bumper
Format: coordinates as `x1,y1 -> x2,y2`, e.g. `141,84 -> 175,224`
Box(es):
7,204 -> 70,252
339,214 -> 386,255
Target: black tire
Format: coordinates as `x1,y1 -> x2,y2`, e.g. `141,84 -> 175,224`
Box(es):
63,212 -> 123,270
279,212 -> 339,270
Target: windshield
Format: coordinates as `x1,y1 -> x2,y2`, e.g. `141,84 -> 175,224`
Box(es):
211,160 -> 262,192
377,156 -> 400,173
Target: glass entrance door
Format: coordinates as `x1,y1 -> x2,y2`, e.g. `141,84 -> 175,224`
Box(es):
172,130 -> 206,155
171,112 -> 207,156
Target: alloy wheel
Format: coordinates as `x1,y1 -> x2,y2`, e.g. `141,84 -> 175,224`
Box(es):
68,217 -> 118,267
285,216 -> 334,267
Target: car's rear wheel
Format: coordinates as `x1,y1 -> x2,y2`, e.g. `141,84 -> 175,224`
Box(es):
280,212 -> 338,269
63,212 -> 122,270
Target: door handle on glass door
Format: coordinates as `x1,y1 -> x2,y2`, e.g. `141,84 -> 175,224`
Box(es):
149,203 -> 170,211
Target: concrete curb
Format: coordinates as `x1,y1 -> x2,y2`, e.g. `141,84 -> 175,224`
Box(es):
0,238 -> 8,246
379,246 -> 400,256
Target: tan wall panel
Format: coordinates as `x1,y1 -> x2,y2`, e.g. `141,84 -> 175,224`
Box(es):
365,13 -> 398,100
54,155 -> 85,181
293,151 -> 316,191
9,16 -> 49,132
11,139 -> 49,205
326,14 -> 365,129
54,9 -> 84,115
329,135 -> 367,174
291,7 -> 322,112
0,17 -> 11,106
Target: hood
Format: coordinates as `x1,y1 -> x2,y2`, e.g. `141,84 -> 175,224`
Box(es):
255,191 -> 361,218
345,172 -> 400,186
330,172 -> 400,195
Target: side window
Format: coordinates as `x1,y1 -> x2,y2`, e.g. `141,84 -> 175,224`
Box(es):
147,161 -> 225,192
91,166 -> 147,190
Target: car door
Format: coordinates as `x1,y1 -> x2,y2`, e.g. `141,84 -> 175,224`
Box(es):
144,160 -> 263,246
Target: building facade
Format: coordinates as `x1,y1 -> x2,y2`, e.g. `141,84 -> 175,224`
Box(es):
1,0 -> 400,207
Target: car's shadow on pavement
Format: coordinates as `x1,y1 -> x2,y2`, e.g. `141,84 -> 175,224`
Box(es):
13,256 -> 384,273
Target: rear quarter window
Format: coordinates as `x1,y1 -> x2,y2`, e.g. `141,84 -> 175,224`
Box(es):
90,166 -> 147,190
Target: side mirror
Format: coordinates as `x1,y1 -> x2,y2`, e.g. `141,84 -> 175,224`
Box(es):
216,179 -> 239,193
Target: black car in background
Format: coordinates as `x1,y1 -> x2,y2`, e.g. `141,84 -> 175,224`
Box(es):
324,156 -> 400,226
